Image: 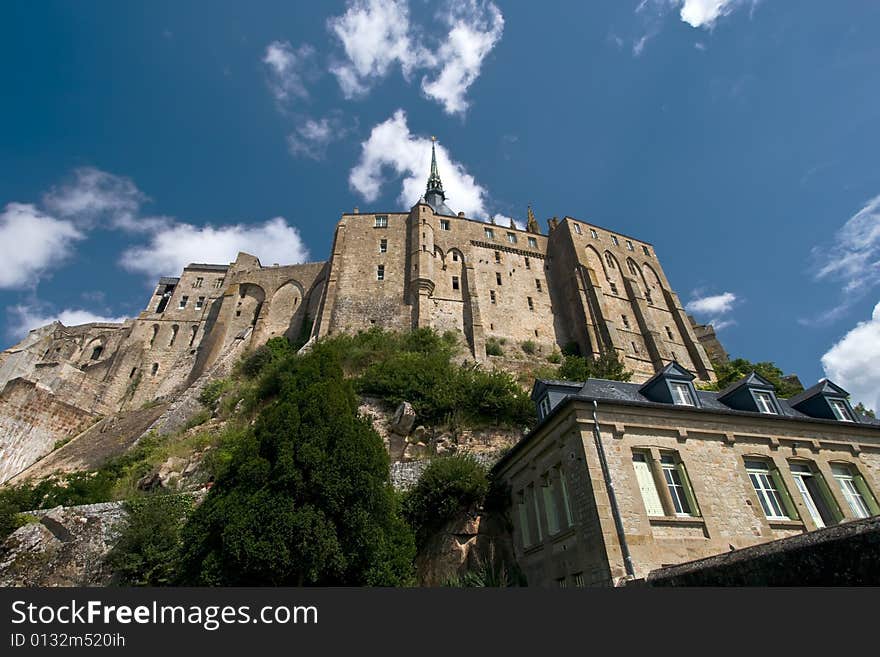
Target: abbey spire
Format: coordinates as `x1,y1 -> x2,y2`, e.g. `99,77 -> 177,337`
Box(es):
423,136 -> 454,216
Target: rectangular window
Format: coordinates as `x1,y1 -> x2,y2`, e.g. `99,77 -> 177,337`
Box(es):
452,276 -> 460,290
745,460 -> 791,520
194,277 -> 203,288
506,232 -> 517,244
633,453 -> 665,517
790,463 -> 838,528
215,278 -> 224,288
524,257 -> 530,269
626,240 -> 634,251
621,315 -> 630,329
496,272 -> 502,285
590,228 -> 598,239
374,215 -> 388,228
573,573 -> 585,587
754,391 -> 777,414
556,578 -> 567,588
376,265 -> 385,281
542,474 -> 560,535
452,252 -> 458,262
611,235 -> 619,246
609,281 -> 618,295
645,289 -> 653,305
832,464 -> 876,519
535,279 -> 542,292
178,295 -> 189,309
660,454 -> 694,515
529,484 -> 543,542
516,492 -> 532,548
558,468 -> 574,527
528,237 -> 538,248
642,245 -> 650,256
665,326 -> 674,340
539,396 -> 551,418
829,399 -> 852,422
670,381 -> 694,406
490,290 -> 496,304
527,297 -> 534,311
494,251 -> 501,263
631,341 -> 639,354
485,227 -> 495,239
195,296 -> 205,310
440,219 -> 450,231
379,239 -> 387,253
573,224 -> 581,234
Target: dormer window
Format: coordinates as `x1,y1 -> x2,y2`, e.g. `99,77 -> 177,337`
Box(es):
830,399 -> 852,422
670,381 -> 695,406
754,391 -> 777,415
539,395 -> 551,418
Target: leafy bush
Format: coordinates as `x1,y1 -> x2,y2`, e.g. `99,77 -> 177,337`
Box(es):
703,358 -> 804,398
239,336 -> 295,379
546,350 -> 561,364
557,351 -> 632,382
485,337 -> 504,357
402,455 -> 489,547
106,494 -> 194,586
177,345 -> 416,586
199,379 -> 230,408
521,340 -> 537,355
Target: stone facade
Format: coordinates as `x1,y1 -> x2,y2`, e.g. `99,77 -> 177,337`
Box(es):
495,393 -> 880,587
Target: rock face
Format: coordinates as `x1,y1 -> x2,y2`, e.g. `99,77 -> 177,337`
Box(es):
390,401 -> 416,436
0,502 -> 127,587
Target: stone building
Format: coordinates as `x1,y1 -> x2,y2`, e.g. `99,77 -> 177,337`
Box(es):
0,139 -> 720,482
494,364 -> 880,587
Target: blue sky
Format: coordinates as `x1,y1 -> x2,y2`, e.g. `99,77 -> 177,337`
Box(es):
1,1 -> 879,408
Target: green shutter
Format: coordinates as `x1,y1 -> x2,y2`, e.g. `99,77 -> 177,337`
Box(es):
770,468 -> 799,520
853,473 -> 880,516
676,461 -> 701,517
815,472 -> 844,522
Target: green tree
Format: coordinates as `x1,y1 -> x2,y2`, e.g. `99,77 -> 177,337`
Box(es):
177,345 -> 415,585
853,402 -> 876,419
557,351 -> 632,382
706,359 -> 804,398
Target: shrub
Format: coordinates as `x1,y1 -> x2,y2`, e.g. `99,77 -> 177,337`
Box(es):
557,351 -> 632,382
106,494 -> 194,586
402,455 -> 489,547
239,336 -> 295,379
546,350 -> 561,364
521,340 -> 537,355
485,337 -> 504,357
199,379 -> 230,408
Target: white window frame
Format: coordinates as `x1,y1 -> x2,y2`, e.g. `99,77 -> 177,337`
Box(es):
611,235 -> 619,246
754,391 -> 777,414
745,460 -> 789,520
626,240 -> 634,251
670,381 -> 695,406
195,296 -> 205,311
790,463 -> 829,528
528,237 -> 538,248
660,454 -> 693,516
590,228 -> 598,239
376,265 -> 385,281
829,399 -> 852,422
573,224 -> 581,234
832,465 -> 871,519
374,215 -> 388,228
642,245 -> 650,256
379,239 -> 387,253
539,395 -> 551,418
440,219 -> 450,231
506,232 -> 517,244
485,227 -> 495,239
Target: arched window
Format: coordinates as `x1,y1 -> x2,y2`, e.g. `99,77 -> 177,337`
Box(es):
151,363 -> 159,376
169,325 -> 179,347
150,325 -> 159,348
189,325 -> 198,347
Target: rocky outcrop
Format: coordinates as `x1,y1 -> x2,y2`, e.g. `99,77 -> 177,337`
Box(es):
0,502 -> 127,587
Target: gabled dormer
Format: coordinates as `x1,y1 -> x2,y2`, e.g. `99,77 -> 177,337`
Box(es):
531,380 -> 583,421
788,379 -> 859,423
717,372 -> 781,415
639,361 -> 701,408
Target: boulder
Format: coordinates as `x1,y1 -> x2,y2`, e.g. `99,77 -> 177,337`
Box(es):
390,402 -> 416,436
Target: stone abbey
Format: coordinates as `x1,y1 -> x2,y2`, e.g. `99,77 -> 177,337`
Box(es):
0,141 -> 720,482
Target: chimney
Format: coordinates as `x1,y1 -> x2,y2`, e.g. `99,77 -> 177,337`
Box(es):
353,207 -> 359,214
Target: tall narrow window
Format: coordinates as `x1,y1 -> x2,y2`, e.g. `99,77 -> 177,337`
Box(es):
590,228 -> 598,239
168,325 -> 179,347
376,265 -> 385,281
832,464 -> 878,519
665,326 -> 674,340
189,325 -> 198,347
627,260 -> 638,275
558,467 -> 574,527
525,257 -> 531,269
178,295 -> 189,309
150,325 -> 159,348
496,272 -> 502,285
490,290 -> 496,304
790,463 -> 838,528
151,363 -> 159,376
452,276 -> 460,290
194,277 -> 203,288
611,235 -> 619,246
516,492 -> 532,548
535,279 -> 542,292
215,277 -> 224,288
626,240 -> 634,251
645,289 -> 653,304
452,251 -> 458,262
633,453 -> 664,517
609,281 -> 618,295
573,224 -> 582,234
642,245 -> 651,256
527,297 -> 534,311
745,460 -> 791,520
542,474 -> 560,535
379,239 -> 387,253
494,251 -> 501,263
621,315 -> 630,329
528,484 -> 543,542
195,296 -> 205,310
660,454 -> 694,516
605,253 -> 615,269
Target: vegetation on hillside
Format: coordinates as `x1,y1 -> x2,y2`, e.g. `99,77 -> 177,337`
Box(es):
555,350 -> 632,383
700,358 -> 805,397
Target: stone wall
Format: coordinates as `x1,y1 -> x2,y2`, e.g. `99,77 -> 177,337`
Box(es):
0,378 -> 95,484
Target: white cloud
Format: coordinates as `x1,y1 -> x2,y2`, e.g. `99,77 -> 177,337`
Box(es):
492,213 -> 522,230
287,114 -> 351,159
119,217 -> 310,280
327,0 -> 424,98
0,203 -> 83,289
686,291 -> 737,315
633,0 -> 756,54
803,195 -> 880,326
7,304 -> 128,340
349,110 -> 489,217
420,0 -> 504,115
263,41 -> 316,104
42,167 -> 149,231
821,301 -> 880,412
679,0 -> 742,29
326,0 -> 502,115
